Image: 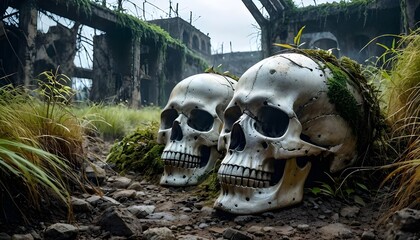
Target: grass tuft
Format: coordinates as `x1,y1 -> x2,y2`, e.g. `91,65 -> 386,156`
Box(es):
379,29 -> 420,216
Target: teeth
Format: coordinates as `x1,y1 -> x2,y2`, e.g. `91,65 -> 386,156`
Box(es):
235,176 -> 242,185
250,169 -> 256,179
248,179 -> 255,188
243,168 -> 250,178
256,171 -> 262,180
219,164 -> 276,189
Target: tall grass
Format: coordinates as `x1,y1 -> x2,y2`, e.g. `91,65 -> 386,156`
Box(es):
0,69 -> 85,221
378,30 -> 420,214
73,104 -> 161,140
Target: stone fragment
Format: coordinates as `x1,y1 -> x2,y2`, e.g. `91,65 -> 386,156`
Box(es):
84,162 -> 106,185
392,208 -> 420,232
340,206 -> 360,218
223,228 -> 254,240
297,224 -> 310,232
178,235 -> 209,240
108,176 -> 131,189
10,234 -> 33,240
274,225 -> 294,236
143,227 -> 175,240
71,196 -> 93,212
234,215 -> 258,225
128,181 -> 143,191
361,230 -> 376,240
127,205 -> 156,218
111,189 -> 136,201
44,223 -> 78,240
318,223 -> 352,239
97,206 -> 142,237
0,232 -> 10,240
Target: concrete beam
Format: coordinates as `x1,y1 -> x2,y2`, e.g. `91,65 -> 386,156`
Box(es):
10,0 -> 119,32
259,0 -> 277,17
242,0 -> 268,27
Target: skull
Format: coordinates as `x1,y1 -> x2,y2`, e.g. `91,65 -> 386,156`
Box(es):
157,73 -> 236,186
214,52 -> 368,214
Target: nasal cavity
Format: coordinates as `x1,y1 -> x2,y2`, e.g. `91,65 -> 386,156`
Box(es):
170,121 -> 183,141
229,124 -> 246,151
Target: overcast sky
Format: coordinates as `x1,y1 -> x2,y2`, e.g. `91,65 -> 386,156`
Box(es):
124,0 -> 336,53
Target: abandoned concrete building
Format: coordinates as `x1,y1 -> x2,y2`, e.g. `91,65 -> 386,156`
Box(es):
1,0 -> 419,107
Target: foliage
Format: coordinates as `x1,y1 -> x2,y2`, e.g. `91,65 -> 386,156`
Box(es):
0,139 -> 73,216
205,65 -> 239,81
308,171 -> 371,206
106,122 -> 164,179
73,104 -> 161,140
0,69 -> 87,221
377,29 -> 420,213
294,0 -> 373,23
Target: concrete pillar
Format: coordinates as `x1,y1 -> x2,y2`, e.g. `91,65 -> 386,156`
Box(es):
130,36 -> 141,108
17,1 -> 37,87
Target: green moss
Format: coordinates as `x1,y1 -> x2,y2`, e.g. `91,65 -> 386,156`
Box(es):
107,122 -> 164,180
325,62 -> 361,133
285,48 -> 385,165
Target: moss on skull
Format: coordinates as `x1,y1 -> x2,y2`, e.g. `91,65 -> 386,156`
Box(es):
107,122 -> 164,180
325,61 -> 362,134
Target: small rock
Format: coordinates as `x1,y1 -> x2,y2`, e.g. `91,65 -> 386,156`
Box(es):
319,223 -> 352,240
108,176 -> 131,189
147,212 -> 176,221
44,223 -> 78,240
340,206 -> 360,218
10,234 -> 33,240
127,181 -> 143,191
178,235 -> 209,240
234,215 -> 257,225
246,225 -> 262,234
198,223 -> 209,229
85,195 -> 101,206
111,189 -> 137,201
361,230 -> 376,240
84,162 -> 106,185
127,205 -> 156,218
297,224 -> 310,232
0,233 -> 11,240
97,206 -> 142,237
223,228 -> 254,240
274,225 -> 294,236
71,196 -> 93,212
143,227 -> 175,240
392,208 -> 420,232
247,226 -> 264,237
181,207 -> 192,212
331,213 -> 340,221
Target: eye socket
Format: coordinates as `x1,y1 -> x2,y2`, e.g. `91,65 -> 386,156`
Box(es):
161,109 -> 178,129
223,106 -> 242,133
187,109 -> 214,131
254,106 -> 289,138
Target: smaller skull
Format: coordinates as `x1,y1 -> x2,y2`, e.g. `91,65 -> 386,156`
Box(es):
157,73 -> 236,186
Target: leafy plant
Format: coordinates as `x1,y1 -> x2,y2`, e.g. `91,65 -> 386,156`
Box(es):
273,26 -> 306,49
308,172 -> 371,206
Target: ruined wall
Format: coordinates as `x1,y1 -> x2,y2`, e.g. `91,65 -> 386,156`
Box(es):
254,0 -> 417,64
211,51 -> 263,77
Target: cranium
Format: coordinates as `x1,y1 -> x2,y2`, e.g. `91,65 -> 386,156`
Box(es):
214,52 -> 372,214
157,73 -> 236,186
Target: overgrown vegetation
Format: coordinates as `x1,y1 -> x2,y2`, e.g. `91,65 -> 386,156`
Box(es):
0,70 -> 84,222
73,104 -> 161,140
376,29 -> 420,215
106,122 -> 164,180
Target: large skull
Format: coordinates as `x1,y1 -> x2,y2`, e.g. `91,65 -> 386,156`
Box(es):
157,73 -> 236,186
214,53 -> 368,214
